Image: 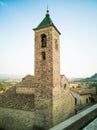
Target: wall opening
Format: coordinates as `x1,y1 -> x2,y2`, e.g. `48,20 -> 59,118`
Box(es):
42,52 -> 46,60
86,98 -> 88,104
64,84 -> 66,89
41,34 -> 47,48
75,98 -> 77,105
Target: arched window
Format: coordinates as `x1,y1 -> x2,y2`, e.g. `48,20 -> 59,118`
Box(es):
41,34 -> 47,47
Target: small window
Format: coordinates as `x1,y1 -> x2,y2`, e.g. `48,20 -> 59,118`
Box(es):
86,98 -> 88,103
75,98 -> 77,105
64,84 -> 66,89
42,52 -> 46,60
41,34 -> 47,47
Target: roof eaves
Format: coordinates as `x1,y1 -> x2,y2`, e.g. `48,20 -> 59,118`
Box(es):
33,23 -> 61,35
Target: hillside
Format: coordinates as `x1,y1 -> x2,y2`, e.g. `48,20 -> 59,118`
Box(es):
0,74 -> 23,80
80,73 -> 97,82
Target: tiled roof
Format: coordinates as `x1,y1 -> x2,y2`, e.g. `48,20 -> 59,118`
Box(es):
0,87 -> 34,111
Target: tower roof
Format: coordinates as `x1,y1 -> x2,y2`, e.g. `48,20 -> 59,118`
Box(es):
33,10 -> 61,34
37,10 -> 53,28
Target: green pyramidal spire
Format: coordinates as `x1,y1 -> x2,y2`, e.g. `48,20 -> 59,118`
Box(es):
37,9 -> 53,28
34,10 -> 60,34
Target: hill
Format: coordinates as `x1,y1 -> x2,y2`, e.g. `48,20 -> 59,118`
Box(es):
0,74 -> 23,80
80,73 -> 97,82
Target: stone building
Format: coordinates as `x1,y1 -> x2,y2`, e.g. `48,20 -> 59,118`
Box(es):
0,10 -> 75,130
71,88 -> 96,107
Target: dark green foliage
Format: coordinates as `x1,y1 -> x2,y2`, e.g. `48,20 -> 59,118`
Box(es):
80,73 -> 97,82
89,83 -> 97,88
89,82 -> 97,94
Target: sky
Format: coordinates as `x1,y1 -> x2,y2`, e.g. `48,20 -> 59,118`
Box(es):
0,0 -> 97,78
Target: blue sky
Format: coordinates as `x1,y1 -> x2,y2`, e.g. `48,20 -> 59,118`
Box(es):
0,0 -> 97,78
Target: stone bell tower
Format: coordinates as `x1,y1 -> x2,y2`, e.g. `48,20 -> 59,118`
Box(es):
34,9 -> 60,87
33,10 -> 62,129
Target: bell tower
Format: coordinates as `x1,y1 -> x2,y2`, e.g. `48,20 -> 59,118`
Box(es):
33,10 -> 61,129
34,10 -> 60,87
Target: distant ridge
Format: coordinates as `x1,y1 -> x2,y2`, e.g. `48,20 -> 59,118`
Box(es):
80,73 -> 97,82
0,74 -> 23,80
68,77 -> 83,82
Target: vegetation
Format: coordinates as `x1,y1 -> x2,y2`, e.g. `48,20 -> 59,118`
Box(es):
80,73 -> 97,82
0,80 -> 18,93
88,82 -> 97,94
72,73 -> 97,91
88,82 -> 97,87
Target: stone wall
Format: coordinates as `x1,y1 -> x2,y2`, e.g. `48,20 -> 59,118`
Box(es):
34,26 -> 53,86
0,107 -> 34,130
16,75 -> 36,94
60,75 -> 70,90
49,103 -> 97,130
34,84 -> 53,129
52,75 -> 75,126
52,27 -> 60,87
53,89 -> 75,126
16,87 -> 35,94
71,90 -> 91,106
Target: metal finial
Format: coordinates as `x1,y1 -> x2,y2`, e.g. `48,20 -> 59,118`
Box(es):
46,5 -> 49,15
47,5 -> 48,10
